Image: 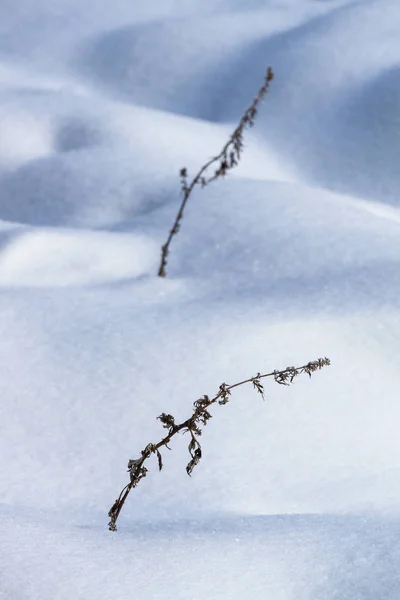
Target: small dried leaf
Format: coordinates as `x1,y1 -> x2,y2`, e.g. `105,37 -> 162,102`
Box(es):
142,443 -> 155,458
127,458 -> 148,484
188,437 -> 196,454
108,499 -> 119,519
127,457 -> 141,472
156,448 -> 163,471
198,409 -> 212,425
194,395 -> 210,410
191,422 -> 202,436
186,448 -> 202,476
218,383 -> 231,405
157,413 -> 176,431
252,376 -> 265,400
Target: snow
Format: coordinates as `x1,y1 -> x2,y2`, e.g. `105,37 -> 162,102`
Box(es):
1,1 -> 400,598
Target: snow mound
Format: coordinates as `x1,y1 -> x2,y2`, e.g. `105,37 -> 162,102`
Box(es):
1,1 -> 400,599
0,227 -> 157,286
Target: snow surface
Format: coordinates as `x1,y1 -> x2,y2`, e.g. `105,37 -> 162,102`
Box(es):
1,0 -> 400,598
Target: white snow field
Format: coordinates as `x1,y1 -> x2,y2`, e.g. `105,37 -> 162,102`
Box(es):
1,0 -> 400,598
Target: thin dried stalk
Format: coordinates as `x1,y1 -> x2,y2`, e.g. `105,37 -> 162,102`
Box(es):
108,356 -> 330,531
158,66 -> 274,277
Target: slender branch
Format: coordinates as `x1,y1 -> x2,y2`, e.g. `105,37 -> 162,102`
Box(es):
158,66 -> 274,277
108,356 -> 330,531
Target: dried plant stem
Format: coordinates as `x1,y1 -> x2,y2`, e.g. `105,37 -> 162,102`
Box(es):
108,356 -> 330,531
157,66 -> 274,277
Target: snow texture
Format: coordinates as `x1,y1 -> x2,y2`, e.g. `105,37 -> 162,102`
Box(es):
1,1 -> 400,598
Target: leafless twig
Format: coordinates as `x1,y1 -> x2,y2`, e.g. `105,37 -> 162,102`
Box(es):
158,66 -> 274,277
108,356 -> 330,531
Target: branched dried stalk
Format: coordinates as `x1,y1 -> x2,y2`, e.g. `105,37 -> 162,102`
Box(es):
157,66 -> 274,277
108,356 -> 330,531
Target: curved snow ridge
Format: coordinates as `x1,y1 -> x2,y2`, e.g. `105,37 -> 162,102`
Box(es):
272,180 -> 400,228
212,0 -> 400,204
338,191 -> 400,226
0,228 -> 158,287
68,0 -> 400,208
0,99 -> 294,229
76,0 -> 400,120
0,109 -> 52,170
0,71 -> 108,174
170,179 -> 400,298
76,6 -> 325,116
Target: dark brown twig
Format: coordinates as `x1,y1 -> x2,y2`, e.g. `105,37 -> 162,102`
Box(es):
108,356 -> 330,531
157,66 -> 274,277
